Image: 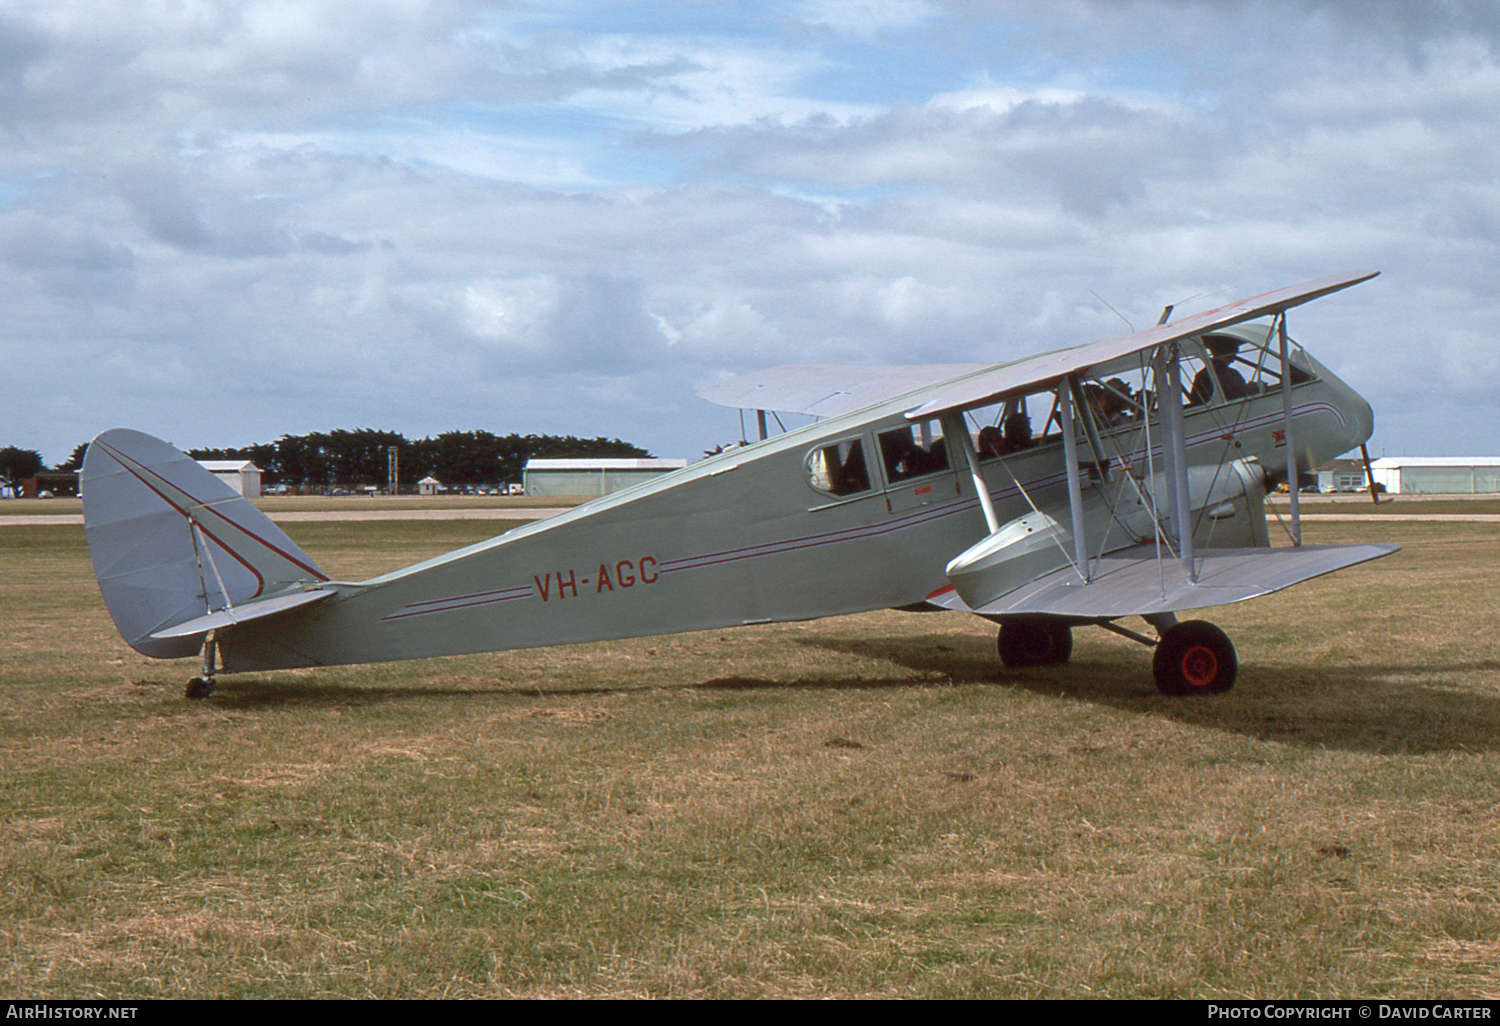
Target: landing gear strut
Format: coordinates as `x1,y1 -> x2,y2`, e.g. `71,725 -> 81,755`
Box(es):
997,619 -> 1073,668
186,632 -> 218,700
1152,620 -> 1237,696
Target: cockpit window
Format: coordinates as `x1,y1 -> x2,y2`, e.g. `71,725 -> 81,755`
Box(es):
1188,337 -> 1246,405
1083,323 -> 1319,411
1187,329 -> 1318,405
807,438 -> 871,497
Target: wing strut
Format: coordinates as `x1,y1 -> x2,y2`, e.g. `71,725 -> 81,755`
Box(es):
952,413 -> 1002,535
1359,444 -> 1387,505
1156,345 -> 1196,581
948,409 -> 1083,582
1277,313 -> 1302,546
1057,376 -> 1092,581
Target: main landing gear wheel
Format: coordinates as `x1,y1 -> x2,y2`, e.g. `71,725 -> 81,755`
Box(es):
998,620 -> 1073,668
185,676 -> 215,699
1152,620 -> 1237,696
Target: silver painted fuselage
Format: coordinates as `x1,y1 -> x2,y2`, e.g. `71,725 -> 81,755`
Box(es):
218,336 -> 1373,672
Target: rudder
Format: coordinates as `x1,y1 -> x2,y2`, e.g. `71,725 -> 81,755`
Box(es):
82,429 -> 328,658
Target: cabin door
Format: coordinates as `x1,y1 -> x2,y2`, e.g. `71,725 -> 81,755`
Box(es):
875,418 -> 962,515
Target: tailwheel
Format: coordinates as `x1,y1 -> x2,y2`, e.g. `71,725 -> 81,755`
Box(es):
998,619 -> 1073,668
1153,620 -> 1237,696
187,632 -> 218,699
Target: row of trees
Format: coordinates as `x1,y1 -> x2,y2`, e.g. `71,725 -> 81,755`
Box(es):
2,430 -> 651,495
187,428 -> 651,492
0,446 -> 49,492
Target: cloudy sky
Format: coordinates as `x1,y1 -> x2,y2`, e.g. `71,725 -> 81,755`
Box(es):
3,0 -> 1497,466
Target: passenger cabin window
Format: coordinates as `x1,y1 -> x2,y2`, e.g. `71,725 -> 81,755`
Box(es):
877,418 -> 951,483
806,438 -> 871,497
962,392 -> 1066,461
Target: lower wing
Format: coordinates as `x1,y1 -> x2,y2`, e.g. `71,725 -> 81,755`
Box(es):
925,543 -> 1398,619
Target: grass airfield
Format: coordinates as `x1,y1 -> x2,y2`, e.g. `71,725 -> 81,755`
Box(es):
3,504 -> 1499,998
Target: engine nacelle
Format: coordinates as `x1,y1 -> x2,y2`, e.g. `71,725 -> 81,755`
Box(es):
945,458 -> 1268,612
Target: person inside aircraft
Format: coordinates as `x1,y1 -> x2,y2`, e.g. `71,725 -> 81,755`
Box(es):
1102,378 -> 1136,425
977,425 -> 1004,459
880,430 -> 921,480
1190,337 -> 1250,404
1001,411 -> 1033,452
925,437 -> 950,473
833,439 -> 869,494
1083,382 -> 1109,423
1085,381 -> 1133,427
881,426 -> 950,480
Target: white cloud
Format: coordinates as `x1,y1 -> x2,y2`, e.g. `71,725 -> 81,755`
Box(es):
1,0 -> 1498,464
465,274 -> 561,352
791,0 -> 942,38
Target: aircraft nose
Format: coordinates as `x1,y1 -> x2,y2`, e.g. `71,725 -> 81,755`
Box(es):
1300,349 -> 1375,457
1344,387 -> 1375,450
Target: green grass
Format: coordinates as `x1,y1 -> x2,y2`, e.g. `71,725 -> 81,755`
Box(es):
2,518 -> 1499,997
1269,495 -> 1500,516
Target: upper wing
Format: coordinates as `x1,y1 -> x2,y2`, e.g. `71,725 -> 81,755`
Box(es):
904,270 -> 1379,420
698,271 -> 1377,424
698,363 -> 991,419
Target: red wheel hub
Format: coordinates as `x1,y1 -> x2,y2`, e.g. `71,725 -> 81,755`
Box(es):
1180,645 -> 1218,688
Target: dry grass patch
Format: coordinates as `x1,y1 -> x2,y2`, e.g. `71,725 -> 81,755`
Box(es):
3,518 -> 1500,997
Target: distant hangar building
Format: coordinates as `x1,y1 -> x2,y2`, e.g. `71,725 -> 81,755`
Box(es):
1315,457 -> 1370,494
523,458 -> 687,497
1369,457 -> 1500,495
198,460 -> 262,497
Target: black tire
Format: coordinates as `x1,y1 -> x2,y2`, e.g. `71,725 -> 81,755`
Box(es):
998,620 -> 1073,668
1152,620 -> 1236,696
185,676 -> 215,700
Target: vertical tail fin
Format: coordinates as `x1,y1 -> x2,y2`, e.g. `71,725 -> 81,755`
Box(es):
82,429 -> 328,658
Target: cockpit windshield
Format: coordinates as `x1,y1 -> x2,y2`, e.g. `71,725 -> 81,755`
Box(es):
952,320 -> 1321,459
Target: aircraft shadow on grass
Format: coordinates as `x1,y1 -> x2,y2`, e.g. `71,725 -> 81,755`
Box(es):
193,660 -> 978,710
188,623 -> 1500,758
192,675 -> 628,709
802,630 -> 1500,756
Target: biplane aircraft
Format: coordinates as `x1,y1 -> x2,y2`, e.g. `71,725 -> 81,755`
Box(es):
82,271 -> 1397,699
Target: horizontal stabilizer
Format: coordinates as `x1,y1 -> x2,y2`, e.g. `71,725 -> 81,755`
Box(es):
927,543 -> 1398,619
149,588 -> 339,640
